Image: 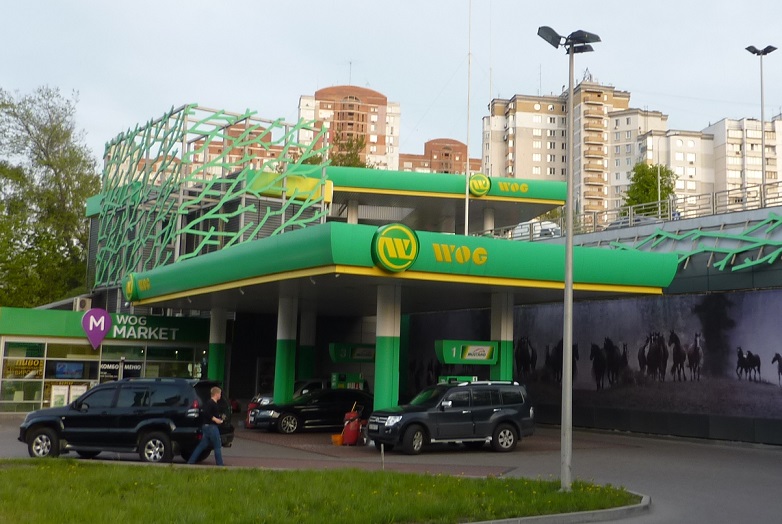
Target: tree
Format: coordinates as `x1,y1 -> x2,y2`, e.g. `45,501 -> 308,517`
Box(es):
329,129 -> 373,168
624,162 -> 676,208
0,86 -> 101,307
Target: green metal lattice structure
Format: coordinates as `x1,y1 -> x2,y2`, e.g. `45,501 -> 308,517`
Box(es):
94,105 -> 330,288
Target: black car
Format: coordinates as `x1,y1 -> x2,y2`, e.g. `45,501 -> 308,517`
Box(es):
247,388 -> 373,434
367,380 -> 534,455
18,378 -> 234,463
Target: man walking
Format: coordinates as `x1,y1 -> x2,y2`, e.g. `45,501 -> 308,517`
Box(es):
187,386 -> 225,466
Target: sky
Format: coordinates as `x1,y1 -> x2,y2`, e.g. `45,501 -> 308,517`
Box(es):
4,0 -> 782,162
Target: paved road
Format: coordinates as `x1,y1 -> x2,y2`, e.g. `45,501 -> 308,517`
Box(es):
3,414 -> 780,523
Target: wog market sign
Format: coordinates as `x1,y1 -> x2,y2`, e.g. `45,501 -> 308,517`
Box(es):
80,309 -> 208,347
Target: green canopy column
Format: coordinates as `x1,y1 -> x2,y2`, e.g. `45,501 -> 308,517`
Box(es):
297,301 -> 316,380
208,308 -> 226,382
374,285 -> 401,410
490,292 -> 514,381
273,292 -> 298,404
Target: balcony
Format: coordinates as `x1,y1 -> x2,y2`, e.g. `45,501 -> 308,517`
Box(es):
583,175 -> 605,185
584,133 -> 604,145
584,147 -> 604,158
583,162 -> 604,172
583,108 -> 604,118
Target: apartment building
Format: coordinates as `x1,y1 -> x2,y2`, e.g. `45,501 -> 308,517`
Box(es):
483,81 -> 634,215
483,80 -> 724,216
703,117 -> 781,198
399,138 -> 481,173
298,85 -> 401,170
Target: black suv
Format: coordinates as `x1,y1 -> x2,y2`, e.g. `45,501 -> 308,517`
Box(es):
367,380 -> 534,455
18,378 -> 234,463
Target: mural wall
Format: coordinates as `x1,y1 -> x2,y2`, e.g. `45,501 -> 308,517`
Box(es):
407,288 -> 782,443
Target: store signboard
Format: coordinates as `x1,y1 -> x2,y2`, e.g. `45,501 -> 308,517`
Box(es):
2,358 -> 44,379
0,307 -> 209,344
434,340 -> 498,365
328,343 -> 375,363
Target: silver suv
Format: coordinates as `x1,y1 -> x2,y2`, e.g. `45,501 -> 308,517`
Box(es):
367,380 -> 534,455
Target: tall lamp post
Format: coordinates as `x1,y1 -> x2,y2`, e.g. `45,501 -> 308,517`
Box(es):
746,45 -> 776,205
538,26 -> 600,492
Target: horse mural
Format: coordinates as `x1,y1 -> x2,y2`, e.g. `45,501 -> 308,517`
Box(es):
514,336 -> 537,380
773,353 -> 782,386
590,343 -> 607,390
668,330 -> 688,382
645,332 -> 667,381
736,347 -> 761,382
686,333 -> 702,381
638,335 -> 649,374
546,339 -> 579,383
604,337 -> 623,386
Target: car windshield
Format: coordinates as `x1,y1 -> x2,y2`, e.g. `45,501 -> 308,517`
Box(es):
408,385 -> 449,407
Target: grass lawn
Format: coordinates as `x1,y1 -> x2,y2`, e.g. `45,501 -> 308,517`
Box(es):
0,458 -> 639,523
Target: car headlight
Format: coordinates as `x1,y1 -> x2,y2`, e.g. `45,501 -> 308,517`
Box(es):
385,415 -> 403,426
259,398 -> 272,406
529,407 -> 535,420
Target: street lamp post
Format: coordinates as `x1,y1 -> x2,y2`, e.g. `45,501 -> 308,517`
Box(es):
746,45 -> 776,206
538,26 -> 600,492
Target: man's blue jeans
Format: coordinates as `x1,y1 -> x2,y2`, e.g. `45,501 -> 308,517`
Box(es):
187,424 -> 223,466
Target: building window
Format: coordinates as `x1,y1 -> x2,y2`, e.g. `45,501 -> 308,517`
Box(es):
615,132 -> 620,141
547,154 -> 556,162
533,129 -> 542,137
688,139 -> 695,148
625,144 -> 632,153
533,115 -> 542,123
675,152 -> 684,161
532,153 -> 542,162
626,117 -> 631,125
532,166 -> 541,175
548,167 -> 556,175
614,145 -> 620,154
547,141 -> 556,149
547,129 -> 556,137
548,117 -> 556,124
615,159 -> 621,167
686,152 -> 696,163
625,131 -> 632,139
533,140 -> 541,149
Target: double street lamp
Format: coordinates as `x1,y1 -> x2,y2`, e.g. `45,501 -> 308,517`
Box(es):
538,26 -> 601,492
746,45 -> 776,201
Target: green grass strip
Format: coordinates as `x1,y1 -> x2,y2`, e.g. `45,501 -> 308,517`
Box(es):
0,459 -> 639,523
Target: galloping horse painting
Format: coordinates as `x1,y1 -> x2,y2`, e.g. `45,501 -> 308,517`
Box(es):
736,347 -> 761,382
773,353 -> 782,386
590,343 -> 607,390
668,331 -> 688,382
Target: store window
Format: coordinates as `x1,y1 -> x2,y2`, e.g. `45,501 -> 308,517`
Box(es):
47,343 -> 97,359
4,341 -> 44,358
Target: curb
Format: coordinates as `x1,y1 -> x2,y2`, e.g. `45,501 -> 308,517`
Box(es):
469,492 -> 651,524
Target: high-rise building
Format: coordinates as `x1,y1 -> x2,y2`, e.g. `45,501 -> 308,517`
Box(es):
483,80 -> 718,216
298,86 -> 401,170
703,117 -> 781,198
399,138 -> 481,173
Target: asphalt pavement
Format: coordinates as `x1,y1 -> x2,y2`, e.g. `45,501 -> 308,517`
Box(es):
2,413 -> 781,523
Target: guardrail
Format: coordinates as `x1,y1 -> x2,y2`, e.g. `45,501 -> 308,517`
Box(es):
483,180 -> 782,239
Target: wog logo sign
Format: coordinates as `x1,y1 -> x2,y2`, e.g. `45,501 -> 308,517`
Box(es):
469,173 -> 491,197
372,224 -> 419,272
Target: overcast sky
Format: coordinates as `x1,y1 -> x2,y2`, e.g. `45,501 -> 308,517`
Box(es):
4,1 -> 782,162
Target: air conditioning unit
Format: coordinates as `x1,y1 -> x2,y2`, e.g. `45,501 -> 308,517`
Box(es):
73,297 -> 92,312
503,134 -> 508,141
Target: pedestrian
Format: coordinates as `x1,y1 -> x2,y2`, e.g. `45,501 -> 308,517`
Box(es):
187,386 -> 225,466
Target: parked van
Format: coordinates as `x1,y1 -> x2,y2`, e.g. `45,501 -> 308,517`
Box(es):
511,220 -> 561,241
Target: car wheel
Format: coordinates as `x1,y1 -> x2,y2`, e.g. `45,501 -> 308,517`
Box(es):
402,425 -> 426,455
76,451 -> 101,459
180,448 -> 211,463
27,427 -> 60,458
139,431 -> 173,463
278,413 -> 300,434
491,423 -> 518,452
374,441 -> 394,452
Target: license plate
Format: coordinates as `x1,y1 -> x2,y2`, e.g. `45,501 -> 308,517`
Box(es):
368,423 -> 378,431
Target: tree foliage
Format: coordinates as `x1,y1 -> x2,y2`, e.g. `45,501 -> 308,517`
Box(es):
624,162 -> 677,207
0,86 -> 101,307
329,129 -> 372,168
